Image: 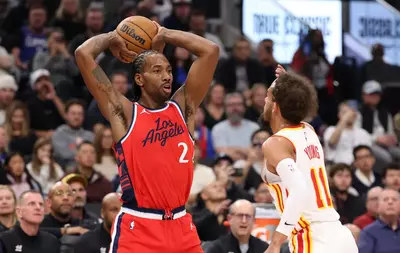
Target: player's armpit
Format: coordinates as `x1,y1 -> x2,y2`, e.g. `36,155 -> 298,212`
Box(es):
262,136 -> 296,174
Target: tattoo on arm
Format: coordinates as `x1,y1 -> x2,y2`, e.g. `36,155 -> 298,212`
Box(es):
91,66 -> 127,128
183,86 -> 193,121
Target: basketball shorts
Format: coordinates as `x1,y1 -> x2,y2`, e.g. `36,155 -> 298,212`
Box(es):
289,221 -> 358,253
109,206 -> 203,253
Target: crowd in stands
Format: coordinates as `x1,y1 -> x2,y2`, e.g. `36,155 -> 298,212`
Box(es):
0,0 -> 398,252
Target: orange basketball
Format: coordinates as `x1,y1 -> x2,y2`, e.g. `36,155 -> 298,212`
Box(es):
116,16 -> 158,55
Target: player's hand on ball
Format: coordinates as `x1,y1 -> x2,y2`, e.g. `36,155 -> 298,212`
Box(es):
109,30 -> 138,63
151,21 -> 166,53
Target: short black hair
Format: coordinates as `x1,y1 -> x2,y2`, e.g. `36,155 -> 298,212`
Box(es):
4,152 -> 24,167
329,163 -> 352,178
131,50 -> 160,101
382,164 -> 400,179
273,73 -> 318,125
65,99 -> 86,113
76,140 -> 94,151
353,145 -> 373,159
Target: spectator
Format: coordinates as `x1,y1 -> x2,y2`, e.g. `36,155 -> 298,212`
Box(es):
0,126 -> 8,165
361,43 -> 392,84
4,152 -> 42,198
356,80 -> 400,168
73,192 -> 122,253
351,145 -> 382,196
163,0 -> 191,31
61,173 -> 100,229
344,224 -> 361,243
50,0 -> 85,42
0,190 -> 60,252
69,6 -> 104,54
324,101 -> 372,165
0,75 -> 17,125
291,29 -> 336,125
40,182 -> 89,239
212,92 -> 259,161
93,127 -> 117,181
66,141 -> 112,203
26,137 -> 64,195
188,142 -> 216,206
1,0 -> 43,35
52,99 -> 94,169
243,129 -> 270,194
189,10 -> 227,58
206,199 -> 269,253
202,83 -> 226,129
257,39 -> 278,86
192,181 -> 230,241
104,2 -> 137,32
0,185 -> 17,233
253,183 -> 273,204
329,163 -> 365,224
32,28 -> 79,97
215,37 -> 265,93
244,83 -> 267,122
382,164 -> 400,191
11,4 -> 48,70
169,46 -> 193,93
358,188 -> 400,253
353,186 -> 383,230
194,107 -> 215,161
5,100 -> 38,158
27,69 -> 66,138
85,70 -> 129,131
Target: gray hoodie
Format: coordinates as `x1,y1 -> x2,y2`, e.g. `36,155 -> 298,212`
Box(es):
52,124 -> 94,169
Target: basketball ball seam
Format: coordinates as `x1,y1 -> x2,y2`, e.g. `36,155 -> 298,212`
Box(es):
116,30 -> 148,50
126,20 -> 154,41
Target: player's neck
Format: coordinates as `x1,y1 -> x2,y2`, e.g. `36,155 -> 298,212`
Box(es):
138,96 -> 166,110
271,118 -> 295,133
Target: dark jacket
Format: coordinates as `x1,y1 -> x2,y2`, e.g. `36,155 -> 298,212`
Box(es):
215,57 -> 265,93
0,223 -> 60,253
74,223 -> 111,253
206,232 -> 269,253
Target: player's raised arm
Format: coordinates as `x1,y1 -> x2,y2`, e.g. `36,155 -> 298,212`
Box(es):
152,25 -> 219,113
263,137 -> 307,253
74,32 -> 136,128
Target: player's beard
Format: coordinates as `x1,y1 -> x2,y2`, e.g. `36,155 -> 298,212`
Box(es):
262,104 -> 272,123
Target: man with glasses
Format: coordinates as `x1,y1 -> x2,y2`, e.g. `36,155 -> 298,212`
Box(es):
206,199 -> 269,253
0,190 -> 60,252
40,182 -> 89,238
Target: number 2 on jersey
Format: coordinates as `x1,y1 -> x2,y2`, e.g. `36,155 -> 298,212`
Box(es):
178,142 -> 189,163
310,167 -> 333,209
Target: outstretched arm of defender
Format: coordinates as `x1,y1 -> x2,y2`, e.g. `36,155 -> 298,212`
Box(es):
75,32 -> 135,130
153,27 -> 219,110
263,137 -> 307,250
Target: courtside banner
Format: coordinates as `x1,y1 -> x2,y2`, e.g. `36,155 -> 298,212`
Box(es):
242,0 -> 342,63
251,206 -> 281,243
349,1 -> 400,65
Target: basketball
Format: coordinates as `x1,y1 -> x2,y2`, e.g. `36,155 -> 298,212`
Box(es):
116,16 -> 158,55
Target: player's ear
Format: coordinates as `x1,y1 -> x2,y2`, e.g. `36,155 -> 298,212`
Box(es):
135,73 -> 144,87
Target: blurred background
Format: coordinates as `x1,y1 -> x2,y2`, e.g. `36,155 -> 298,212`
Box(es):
0,0 -> 399,252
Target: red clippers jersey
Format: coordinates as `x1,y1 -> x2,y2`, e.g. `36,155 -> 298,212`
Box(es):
113,100 -> 195,210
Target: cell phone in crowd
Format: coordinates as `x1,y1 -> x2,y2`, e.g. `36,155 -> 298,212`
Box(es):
231,168 -> 243,177
347,100 -> 358,110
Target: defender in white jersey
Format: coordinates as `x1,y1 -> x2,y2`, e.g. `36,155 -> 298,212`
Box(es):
260,66 -> 358,253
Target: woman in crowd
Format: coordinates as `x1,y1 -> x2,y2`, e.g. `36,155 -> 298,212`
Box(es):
93,127 -> 117,181
4,101 -> 37,159
0,185 -> 17,233
4,153 -> 42,198
51,0 -> 85,42
202,83 -> 226,129
26,138 -> 64,195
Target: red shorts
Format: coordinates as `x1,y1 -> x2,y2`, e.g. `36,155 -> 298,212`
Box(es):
109,207 -> 203,253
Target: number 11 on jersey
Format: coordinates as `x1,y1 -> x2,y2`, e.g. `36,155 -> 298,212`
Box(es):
310,167 -> 333,209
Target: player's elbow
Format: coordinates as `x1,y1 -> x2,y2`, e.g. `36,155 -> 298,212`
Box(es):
209,43 -> 220,57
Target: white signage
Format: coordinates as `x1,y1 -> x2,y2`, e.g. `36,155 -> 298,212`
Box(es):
242,0 -> 342,63
349,1 -> 400,65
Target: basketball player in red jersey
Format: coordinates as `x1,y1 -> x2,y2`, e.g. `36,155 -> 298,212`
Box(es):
75,21 -> 219,253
